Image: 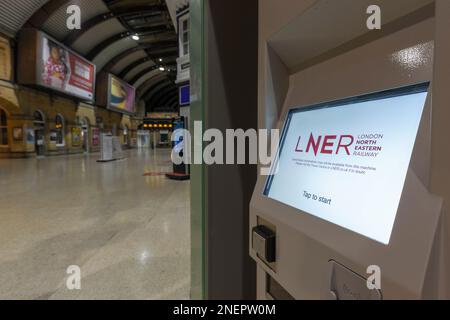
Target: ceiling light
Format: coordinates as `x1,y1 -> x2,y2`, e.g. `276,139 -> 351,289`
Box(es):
159,67 -> 165,71
159,58 -> 163,62
132,34 -> 140,41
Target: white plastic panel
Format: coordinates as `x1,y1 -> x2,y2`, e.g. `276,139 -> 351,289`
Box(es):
269,0 -> 434,70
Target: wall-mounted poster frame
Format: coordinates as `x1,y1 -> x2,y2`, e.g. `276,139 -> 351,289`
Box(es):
71,127 -> 82,147
18,29 -> 96,102
13,127 -> 23,141
96,72 -> 136,115
92,127 -> 100,147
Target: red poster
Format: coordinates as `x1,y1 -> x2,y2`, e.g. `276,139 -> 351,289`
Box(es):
68,55 -> 94,94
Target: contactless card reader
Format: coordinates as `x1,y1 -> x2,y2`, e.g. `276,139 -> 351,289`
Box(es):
252,226 -> 276,263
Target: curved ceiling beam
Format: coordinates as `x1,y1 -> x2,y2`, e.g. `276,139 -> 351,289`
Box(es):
138,80 -> 169,101
143,84 -> 175,104
118,52 -> 176,79
101,41 -> 177,73
25,0 -> 72,28
147,93 -> 178,111
165,94 -> 179,107
130,66 -> 160,85
149,85 -> 177,104
150,92 -> 178,111
145,85 -> 176,105
119,57 -> 154,78
131,71 -> 161,92
86,25 -> 170,60
132,67 -> 175,88
136,75 -> 170,98
139,81 -> 172,102
136,76 -> 168,99
64,5 -> 166,46
167,96 -> 180,109
154,91 -> 178,109
165,91 -> 179,105
168,93 -> 179,104
152,87 -> 178,106
142,80 -> 174,100
151,102 -> 178,112
168,100 -> 180,111
169,101 -> 179,111
170,94 -> 180,105
142,81 -> 174,102
103,47 -> 144,73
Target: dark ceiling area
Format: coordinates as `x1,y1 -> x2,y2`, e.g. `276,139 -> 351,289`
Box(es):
0,0 -> 179,113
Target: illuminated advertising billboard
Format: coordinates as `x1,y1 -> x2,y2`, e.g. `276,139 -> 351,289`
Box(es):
18,30 -> 95,101
264,83 -> 429,245
38,36 -> 95,100
107,75 -> 136,115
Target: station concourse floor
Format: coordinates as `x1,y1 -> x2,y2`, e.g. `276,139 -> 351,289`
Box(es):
0,148 -> 190,300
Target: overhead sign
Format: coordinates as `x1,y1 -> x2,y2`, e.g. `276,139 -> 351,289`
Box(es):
264,83 -> 429,245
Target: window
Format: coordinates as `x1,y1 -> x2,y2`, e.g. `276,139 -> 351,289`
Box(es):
34,111 -> 44,124
55,114 -> 65,146
0,108 -> 8,146
179,15 -> 189,56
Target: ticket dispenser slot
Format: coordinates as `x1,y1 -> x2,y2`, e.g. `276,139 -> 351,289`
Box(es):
266,275 -> 295,300
327,261 -> 382,300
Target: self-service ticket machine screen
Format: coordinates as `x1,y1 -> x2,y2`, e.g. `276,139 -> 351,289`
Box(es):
251,81 -> 444,300
264,83 -> 429,245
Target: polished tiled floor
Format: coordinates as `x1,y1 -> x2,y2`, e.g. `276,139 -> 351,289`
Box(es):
0,149 -> 190,300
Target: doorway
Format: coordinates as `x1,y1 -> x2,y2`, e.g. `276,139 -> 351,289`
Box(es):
33,111 -> 45,156
80,117 -> 90,153
123,125 -> 129,147
137,129 -> 150,148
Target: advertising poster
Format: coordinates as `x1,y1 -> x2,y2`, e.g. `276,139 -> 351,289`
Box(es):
49,130 -> 57,148
71,127 -> 82,147
108,75 -> 136,114
173,119 -> 184,150
38,35 -> 95,101
265,85 -> 428,245
13,127 -> 23,141
92,128 -> 100,147
26,129 -> 35,146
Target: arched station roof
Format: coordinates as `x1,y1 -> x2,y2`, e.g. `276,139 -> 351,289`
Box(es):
0,0 -> 179,112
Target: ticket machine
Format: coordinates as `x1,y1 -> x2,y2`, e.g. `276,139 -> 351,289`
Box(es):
250,0 -> 447,300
